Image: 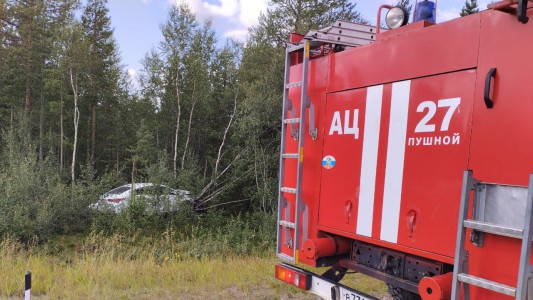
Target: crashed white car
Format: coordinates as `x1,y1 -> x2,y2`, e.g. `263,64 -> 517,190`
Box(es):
91,183 -> 192,213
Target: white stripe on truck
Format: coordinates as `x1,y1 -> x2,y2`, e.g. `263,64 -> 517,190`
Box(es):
380,80 -> 411,243
356,85 -> 383,237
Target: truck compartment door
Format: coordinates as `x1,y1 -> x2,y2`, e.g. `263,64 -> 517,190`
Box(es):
318,70 -> 476,258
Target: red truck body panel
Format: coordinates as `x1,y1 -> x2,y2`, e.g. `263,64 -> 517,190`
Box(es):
279,6 -> 533,299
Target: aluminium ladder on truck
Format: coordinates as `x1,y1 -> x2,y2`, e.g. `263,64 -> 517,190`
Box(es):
275,21 -> 380,264
452,170 -> 533,299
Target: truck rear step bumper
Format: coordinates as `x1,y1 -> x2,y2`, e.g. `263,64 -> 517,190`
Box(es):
275,262 -> 378,300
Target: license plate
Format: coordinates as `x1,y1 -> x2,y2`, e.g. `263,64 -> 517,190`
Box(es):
340,287 -> 370,300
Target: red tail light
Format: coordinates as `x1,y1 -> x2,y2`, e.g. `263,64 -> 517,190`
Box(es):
107,198 -> 124,203
275,264 -> 311,290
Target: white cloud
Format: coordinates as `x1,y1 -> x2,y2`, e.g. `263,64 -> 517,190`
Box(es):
141,0 -> 150,4
128,68 -> 137,78
223,29 -> 248,42
239,0 -> 267,28
128,68 -> 140,91
169,0 -> 267,43
181,0 -> 238,18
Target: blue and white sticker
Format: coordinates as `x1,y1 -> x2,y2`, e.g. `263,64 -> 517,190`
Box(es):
322,155 -> 336,169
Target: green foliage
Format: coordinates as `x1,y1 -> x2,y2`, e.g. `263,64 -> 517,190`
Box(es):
178,210 -> 276,258
145,151 -> 177,187
460,0 -> 480,16
90,201 -> 276,258
252,0 -> 365,46
0,0 -> 367,247
0,115 -> 95,240
397,0 -> 413,15
130,119 -> 157,179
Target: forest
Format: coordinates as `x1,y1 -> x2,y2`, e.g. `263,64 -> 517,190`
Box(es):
0,0 -> 364,240
0,0 -> 485,298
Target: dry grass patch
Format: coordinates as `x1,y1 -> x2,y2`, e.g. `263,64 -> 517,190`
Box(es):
0,236 -> 387,299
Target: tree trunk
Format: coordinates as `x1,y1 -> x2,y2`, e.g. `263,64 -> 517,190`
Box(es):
25,78 -> 32,111
173,72 -> 181,178
70,67 -> 80,185
39,89 -> 45,162
195,90 -> 240,206
131,159 -> 136,183
91,102 -> 96,175
214,89 -> 238,176
24,11 -> 33,112
181,80 -> 196,170
116,147 -> 120,176
60,93 -> 64,170
203,158 -> 207,180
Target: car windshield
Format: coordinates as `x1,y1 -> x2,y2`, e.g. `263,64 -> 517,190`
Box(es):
107,186 -> 131,194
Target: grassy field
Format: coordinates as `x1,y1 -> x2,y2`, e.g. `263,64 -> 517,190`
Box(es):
0,234 -> 389,299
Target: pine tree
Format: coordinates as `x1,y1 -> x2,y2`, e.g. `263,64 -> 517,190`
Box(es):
0,0 -> 47,114
43,0 -> 80,169
81,0 -> 121,176
236,0 -> 365,212
130,119 -> 157,181
252,0 -> 365,46
460,0 -> 479,17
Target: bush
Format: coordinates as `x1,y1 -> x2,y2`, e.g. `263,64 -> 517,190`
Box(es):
0,115 -> 277,258
0,118 -> 101,240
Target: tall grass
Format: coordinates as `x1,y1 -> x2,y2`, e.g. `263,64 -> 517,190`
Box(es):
0,230 -> 388,299
0,234 -> 302,299
0,210 -> 279,298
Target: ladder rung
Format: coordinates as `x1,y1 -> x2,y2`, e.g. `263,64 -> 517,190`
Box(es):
457,273 -> 516,296
279,220 -> 296,229
286,81 -> 303,89
463,220 -> 523,239
281,187 -> 297,194
282,153 -> 299,159
283,118 -> 301,124
278,253 -> 295,263
287,44 -> 305,52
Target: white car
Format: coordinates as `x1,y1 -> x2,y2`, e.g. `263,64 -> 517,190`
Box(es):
91,183 -> 192,213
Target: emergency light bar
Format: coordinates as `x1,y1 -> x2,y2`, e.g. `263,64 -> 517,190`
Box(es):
413,0 -> 437,23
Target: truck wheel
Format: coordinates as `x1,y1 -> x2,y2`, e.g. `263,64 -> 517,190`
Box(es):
387,284 -> 421,300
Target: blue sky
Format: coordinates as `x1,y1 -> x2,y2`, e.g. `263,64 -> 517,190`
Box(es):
103,0 -> 492,84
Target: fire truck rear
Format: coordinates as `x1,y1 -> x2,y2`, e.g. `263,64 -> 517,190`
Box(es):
274,1 -> 533,299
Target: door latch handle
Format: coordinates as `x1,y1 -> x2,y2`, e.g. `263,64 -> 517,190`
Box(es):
518,0 -> 529,24
484,68 -> 497,109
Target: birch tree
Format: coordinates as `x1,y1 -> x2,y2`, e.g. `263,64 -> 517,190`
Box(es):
159,3 -> 197,178
65,23 -> 85,184
180,21 -> 215,170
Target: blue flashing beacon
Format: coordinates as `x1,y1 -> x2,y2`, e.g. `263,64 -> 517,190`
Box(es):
414,0 -> 436,23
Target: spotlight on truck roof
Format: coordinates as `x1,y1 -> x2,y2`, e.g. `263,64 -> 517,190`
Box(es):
386,6 -> 409,29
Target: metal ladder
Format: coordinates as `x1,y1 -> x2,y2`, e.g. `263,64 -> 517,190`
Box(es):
276,40 -> 312,264
275,20 -> 380,264
303,20 -> 380,48
452,170 -> 533,299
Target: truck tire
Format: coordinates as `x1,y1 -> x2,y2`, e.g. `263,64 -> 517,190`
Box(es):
387,284 -> 421,300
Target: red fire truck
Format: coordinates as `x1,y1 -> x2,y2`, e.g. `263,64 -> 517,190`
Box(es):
274,1 -> 533,299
